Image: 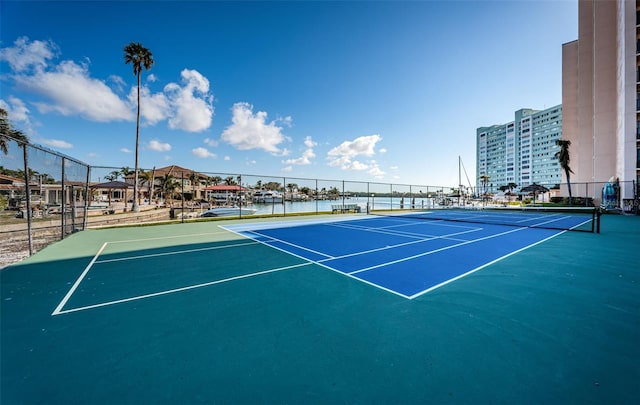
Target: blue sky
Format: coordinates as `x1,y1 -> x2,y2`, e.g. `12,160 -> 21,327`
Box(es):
0,0 -> 577,187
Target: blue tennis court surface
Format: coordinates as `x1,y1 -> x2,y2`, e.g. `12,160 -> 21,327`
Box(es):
223,215 -> 567,299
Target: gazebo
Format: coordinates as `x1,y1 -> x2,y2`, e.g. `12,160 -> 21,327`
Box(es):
520,183 -> 550,204
90,181 -> 131,206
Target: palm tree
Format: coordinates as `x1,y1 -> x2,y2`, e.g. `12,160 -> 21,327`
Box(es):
108,170 -> 120,181
215,176 -> 224,185
1,109 -> 30,238
124,42 -> 154,213
120,166 -> 134,205
158,173 -> 178,206
554,139 -> 574,205
479,174 -> 490,204
506,182 -> 517,203
120,166 -> 133,178
189,171 -> 199,201
139,169 -> 154,203
1,108 -> 29,155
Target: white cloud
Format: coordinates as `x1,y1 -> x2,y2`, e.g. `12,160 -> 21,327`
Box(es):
1,37 -> 134,122
282,166 -> 293,172
108,75 -> 126,91
192,147 -> 216,159
379,148 -> 387,154
283,136 -> 316,165
368,162 -> 385,178
326,134 -> 384,172
390,165 -> 399,170
148,140 -> 171,152
0,38 -> 215,132
350,160 -> 369,170
0,96 -> 33,133
221,102 -> 288,154
22,60 -> 133,121
281,116 -> 293,127
224,156 -> 231,161
0,37 -> 56,72
304,136 -> 317,148
204,137 -> 218,147
164,69 -> 214,132
41,138 -> 73,149
131,85 -> 171,125
120,148 -> 132,153
328,134 -> 381,160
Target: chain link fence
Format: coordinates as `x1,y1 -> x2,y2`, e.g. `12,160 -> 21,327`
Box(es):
3,143 -> 639,267
1,136 -> 90,267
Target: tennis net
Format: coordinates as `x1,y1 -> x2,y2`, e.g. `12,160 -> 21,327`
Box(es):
369,205 -> 601,233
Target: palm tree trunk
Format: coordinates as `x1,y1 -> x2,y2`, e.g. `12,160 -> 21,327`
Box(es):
132,72 -> 141,213
566,169 -> 573,205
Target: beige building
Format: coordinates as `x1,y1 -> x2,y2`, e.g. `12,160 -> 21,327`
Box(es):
562,0 -> 639,201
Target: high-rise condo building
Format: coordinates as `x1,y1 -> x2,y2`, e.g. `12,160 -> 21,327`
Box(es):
562,0 -> 639,201
476,105 -> 563,193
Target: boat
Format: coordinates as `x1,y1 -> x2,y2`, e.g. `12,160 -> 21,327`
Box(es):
252,190 -> 284,203
200,206 -> 257,217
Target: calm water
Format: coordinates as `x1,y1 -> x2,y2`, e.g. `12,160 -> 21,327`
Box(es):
250,196 -> 435,215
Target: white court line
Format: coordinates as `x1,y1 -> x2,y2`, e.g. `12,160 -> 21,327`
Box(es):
220,215 -> 363,233
52,238 -> 264,316
222,225 -> 411,299
96,241 -> 258,264
243,222 -> 481,264
221,216 -> 581,300
408,230 -> 568,299
327,221 -> 479,242
243,230 -> 335,259
53,262 -> 311,316
348,226 -> 529,275
317,227 -> 483,263
52,242 -> 108,316
108,230 -> 234,244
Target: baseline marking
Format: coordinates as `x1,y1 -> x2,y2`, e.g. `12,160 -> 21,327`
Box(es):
52,238 -> 269,316
53,262 -> 311,316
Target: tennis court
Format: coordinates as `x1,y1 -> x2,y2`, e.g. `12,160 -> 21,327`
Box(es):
1,211 -> 638,403
224,207 -> 598,299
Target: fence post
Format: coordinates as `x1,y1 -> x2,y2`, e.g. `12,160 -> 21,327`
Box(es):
61,157 -> 66,238
83,167 -> 90,230
22,143 -> 33,256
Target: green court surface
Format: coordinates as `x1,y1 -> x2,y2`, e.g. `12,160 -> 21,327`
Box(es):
1,214 -> 639,404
